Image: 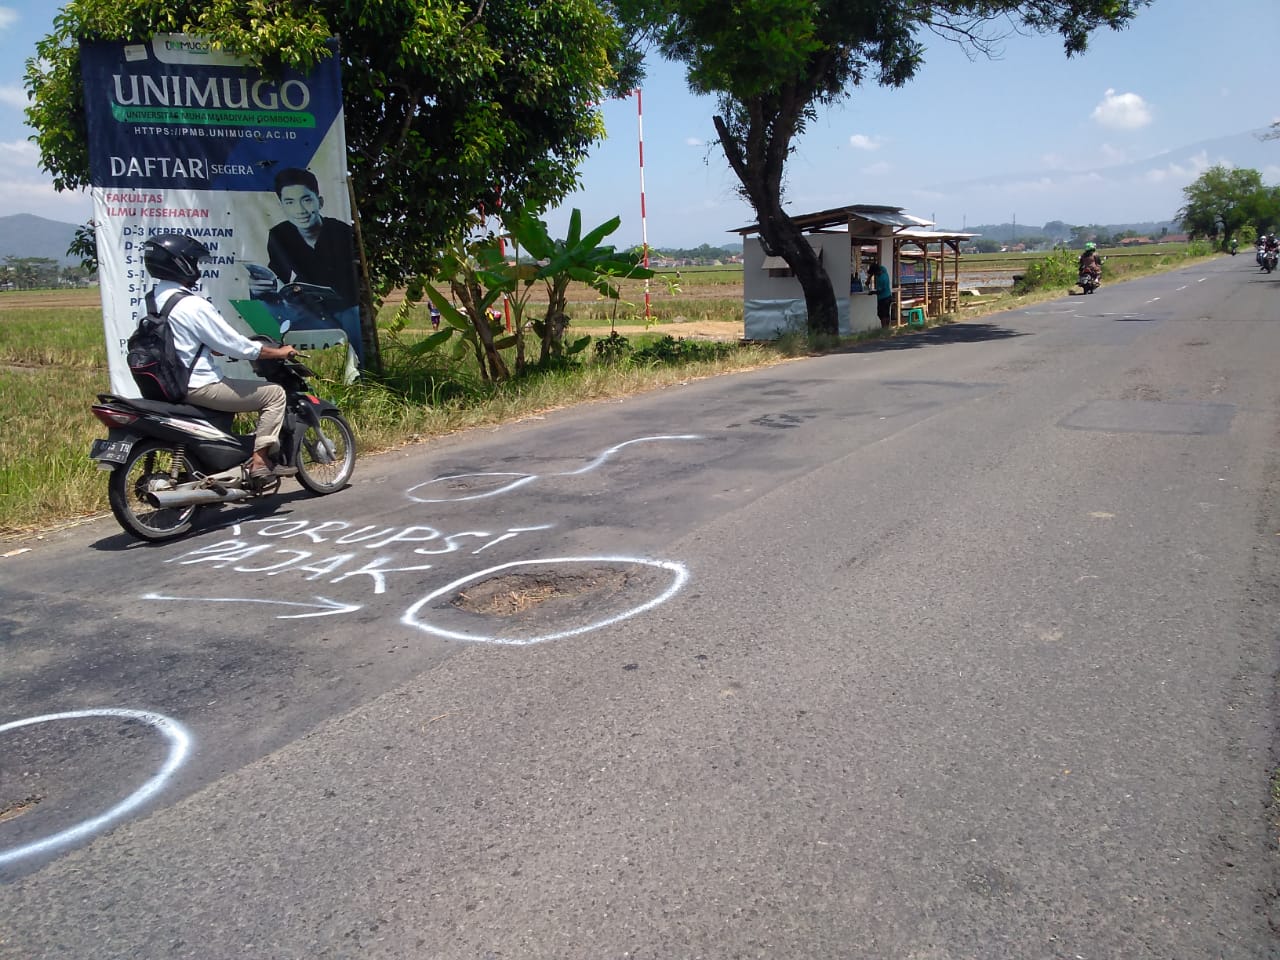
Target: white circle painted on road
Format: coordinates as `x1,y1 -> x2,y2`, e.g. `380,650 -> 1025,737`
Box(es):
406,472 -> 538,503
0,708 -> 192,866
402,556 -> 690,645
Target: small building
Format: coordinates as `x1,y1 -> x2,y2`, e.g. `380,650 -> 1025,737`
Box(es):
732,204 -> 973,339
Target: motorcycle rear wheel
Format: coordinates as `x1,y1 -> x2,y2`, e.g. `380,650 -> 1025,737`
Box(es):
107,440 -> 200,541
294,411 -> 356,495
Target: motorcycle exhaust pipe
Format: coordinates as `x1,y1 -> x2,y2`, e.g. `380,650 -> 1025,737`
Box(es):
146,486 -> 253,508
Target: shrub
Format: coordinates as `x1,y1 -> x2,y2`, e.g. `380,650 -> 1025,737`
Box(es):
1012,249 -> 1078,293
593,332 -> 632,364
631,335 -> 737,365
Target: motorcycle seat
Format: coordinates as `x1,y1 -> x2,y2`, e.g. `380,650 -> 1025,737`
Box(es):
97,394 -> 236,431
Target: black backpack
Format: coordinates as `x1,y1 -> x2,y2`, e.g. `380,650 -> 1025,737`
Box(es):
126,290 -> 205,402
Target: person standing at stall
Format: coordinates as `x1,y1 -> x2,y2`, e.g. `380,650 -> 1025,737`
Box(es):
868,258 -> 894,329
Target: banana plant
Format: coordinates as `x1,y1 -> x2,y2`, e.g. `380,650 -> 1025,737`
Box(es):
416,232 -> 518,382
503,207 -> 658,366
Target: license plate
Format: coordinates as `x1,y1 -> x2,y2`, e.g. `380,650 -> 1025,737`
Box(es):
89,438 -> 134,464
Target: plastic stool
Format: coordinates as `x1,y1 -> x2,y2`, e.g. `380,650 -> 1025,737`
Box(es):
906,307 -> 926,328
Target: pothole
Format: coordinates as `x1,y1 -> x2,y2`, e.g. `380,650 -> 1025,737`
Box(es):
452,569 -> 629,616
403,557 -> 689,645
0,795 -> 42,823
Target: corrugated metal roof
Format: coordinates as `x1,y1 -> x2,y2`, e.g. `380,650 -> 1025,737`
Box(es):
895,228 -> 979,241
731,204 -> 934,235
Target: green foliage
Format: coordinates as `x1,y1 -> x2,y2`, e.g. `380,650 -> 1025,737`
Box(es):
418,230 -> 514,383
651,243 -> 741,262
630,335 -> 736,365
1,256 -> 87,290
504,207 -> 658,365
1178,165 -> 1276,240
1012,249 -> 1080,292
24,0 -> 634,292
593,331 -> 632,364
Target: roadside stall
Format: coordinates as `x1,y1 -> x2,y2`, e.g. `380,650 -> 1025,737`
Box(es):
892,228 -> 976,322
733,204 -> 933,339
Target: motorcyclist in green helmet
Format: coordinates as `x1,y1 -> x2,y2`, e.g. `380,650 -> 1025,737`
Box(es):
1078,241 -> 1103,281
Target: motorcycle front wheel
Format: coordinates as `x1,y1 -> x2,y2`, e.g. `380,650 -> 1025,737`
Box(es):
107,440 -> 200,541
293,411 -> 356,495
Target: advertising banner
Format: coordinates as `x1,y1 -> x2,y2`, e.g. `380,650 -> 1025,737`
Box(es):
80,35 -> 362,395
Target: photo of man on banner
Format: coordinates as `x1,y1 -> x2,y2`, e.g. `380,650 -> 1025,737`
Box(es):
245,167 -> 362,359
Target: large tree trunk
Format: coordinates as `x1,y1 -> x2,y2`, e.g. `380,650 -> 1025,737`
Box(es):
713,114 -> 838,336
756,205 -> 838,336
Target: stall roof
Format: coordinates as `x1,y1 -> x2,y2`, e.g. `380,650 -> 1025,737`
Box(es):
895,228 -> 979,242
731,204 -> 933,236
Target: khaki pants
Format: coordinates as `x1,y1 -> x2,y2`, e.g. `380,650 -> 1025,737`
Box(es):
187,378 -> 287,454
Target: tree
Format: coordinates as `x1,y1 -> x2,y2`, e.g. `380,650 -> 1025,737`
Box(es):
1042,220 -> 1075,243
1070,224 -> 1103,248
616,0 -> 1149,335
1177,165 -> 1269,243
504,208 -> 655,367
421,209 -> 656,381
2,256 -> 63,290
25,0 -> 640,369
1240,184 -> 1280,237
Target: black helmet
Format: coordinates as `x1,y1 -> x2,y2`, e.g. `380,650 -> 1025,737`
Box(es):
142,233 -> 210,286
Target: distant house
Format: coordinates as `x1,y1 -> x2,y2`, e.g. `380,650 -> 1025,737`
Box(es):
1157,233 -> 1190,244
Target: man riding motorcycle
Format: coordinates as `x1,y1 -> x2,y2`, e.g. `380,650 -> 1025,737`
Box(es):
142,233 -> 300,480
1259,234 -> 1280,272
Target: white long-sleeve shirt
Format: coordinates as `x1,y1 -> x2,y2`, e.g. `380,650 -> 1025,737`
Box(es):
153,280 -> 264,390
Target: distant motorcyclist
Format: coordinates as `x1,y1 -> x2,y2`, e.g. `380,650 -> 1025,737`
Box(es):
1261,234 -> 1280,273
1078,242 -> 1103,280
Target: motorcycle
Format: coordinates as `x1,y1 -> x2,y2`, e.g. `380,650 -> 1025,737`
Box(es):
89,345 -> 356,542
1264,248 -> 1278,274
1077,271 -> 1101,294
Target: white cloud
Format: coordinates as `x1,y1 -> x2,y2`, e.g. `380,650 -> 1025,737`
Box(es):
0,8 -> 18,32
0,84 -> 29,110
1003,176 -> 1060,194
1091,89 -> 1153,130
1098,143 -> 1128,166
0,137 -> 37,163
685,137 -> 704,147
1143,150 -> 1211,184
849,134 -> 883,151
861,161 -> 891,176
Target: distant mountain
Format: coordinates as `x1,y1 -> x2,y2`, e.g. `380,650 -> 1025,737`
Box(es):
0,214 -> 80,265
954,219 -> 1182,242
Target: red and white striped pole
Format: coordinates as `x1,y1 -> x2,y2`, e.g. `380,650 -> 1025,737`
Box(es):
636,88 -> 651,319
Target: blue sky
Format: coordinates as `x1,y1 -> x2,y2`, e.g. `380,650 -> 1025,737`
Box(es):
2,0 -> 1277,248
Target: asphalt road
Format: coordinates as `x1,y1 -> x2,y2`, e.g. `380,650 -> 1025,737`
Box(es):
3,257 -> 1278,959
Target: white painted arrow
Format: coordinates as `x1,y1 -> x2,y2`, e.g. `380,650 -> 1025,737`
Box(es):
141,593 -> 361,619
